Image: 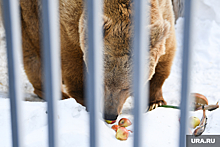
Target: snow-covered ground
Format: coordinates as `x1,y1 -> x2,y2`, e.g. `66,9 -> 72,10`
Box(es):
1,0 -> 220,146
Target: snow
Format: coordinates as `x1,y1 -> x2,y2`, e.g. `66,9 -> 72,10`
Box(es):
1,0 -> 220,146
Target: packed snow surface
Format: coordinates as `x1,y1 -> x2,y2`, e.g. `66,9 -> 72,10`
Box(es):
1,0 -> 220,146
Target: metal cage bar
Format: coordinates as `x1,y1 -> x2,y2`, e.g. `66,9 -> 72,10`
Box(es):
41,0 -> 61,147
2,0 -> 23,147
133,0 -> 149,147
86,0 -> 103,147
179,0 -> 192,147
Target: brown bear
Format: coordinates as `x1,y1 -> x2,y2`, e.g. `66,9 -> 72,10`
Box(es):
19,0 -> 176,121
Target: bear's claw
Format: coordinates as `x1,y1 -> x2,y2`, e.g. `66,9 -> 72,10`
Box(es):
148,101 -> 164,111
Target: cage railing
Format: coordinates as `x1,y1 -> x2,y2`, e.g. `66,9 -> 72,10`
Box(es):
1,0 -> 192,147
179,0 -> 193,147
2,0 -> 23,147
41,0 -> 61,147
133,0 -> 149,147
86,0 -> 103,147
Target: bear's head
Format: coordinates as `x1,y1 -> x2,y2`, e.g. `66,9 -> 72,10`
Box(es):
78,9 -> 170,121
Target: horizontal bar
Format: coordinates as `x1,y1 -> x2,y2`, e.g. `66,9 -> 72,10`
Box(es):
41,0 -> 61,147
86,0 -> 103,147
179,0 -> 193,147
133,0 -> 149,147
2,0 -> 23,147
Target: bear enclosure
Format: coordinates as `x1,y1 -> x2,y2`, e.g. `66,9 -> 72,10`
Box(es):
1,0 -> 192,147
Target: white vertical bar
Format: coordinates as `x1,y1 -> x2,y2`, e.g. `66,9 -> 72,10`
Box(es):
179,0 -> 192,147
86,0 -> 103,147
41,0 -> 60,147
2,0 -> 23,147
133,0 -> 149,147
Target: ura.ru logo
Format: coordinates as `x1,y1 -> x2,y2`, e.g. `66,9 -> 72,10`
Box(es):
191,138 -> 215,144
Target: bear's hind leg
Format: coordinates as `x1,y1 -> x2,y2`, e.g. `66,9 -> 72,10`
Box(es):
22,30 -> 69,100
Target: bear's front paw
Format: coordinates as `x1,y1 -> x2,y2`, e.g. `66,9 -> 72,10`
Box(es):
148,100 -> 167,111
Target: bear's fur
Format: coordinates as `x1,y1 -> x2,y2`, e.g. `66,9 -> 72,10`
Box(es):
18,0 -> 176,120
